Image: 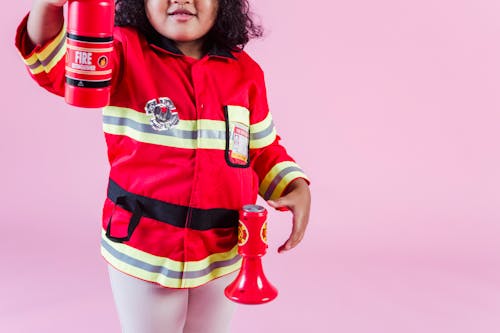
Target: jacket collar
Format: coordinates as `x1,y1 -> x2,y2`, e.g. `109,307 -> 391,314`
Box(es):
146,30 -> 236,60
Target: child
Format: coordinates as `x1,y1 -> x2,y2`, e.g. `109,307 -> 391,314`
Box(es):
16,0 -> 311,332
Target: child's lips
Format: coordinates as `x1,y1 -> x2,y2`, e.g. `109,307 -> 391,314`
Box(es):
168,9 -> 196,22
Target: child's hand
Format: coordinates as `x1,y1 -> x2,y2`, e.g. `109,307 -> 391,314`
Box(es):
28,0 -> 67,46
267,178 -> 311,253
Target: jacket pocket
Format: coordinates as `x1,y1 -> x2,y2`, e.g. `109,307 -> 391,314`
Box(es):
224,105 -> 250,168
104,196 -> 143,243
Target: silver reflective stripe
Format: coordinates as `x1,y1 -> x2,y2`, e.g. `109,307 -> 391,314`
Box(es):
28,35 -> 66,69
250,120 -> 275,141
198,128 -> 225,141
28,60 -> 41,70
263,166 -> 304,200
101,238 -> 241,279
103,115 -> 226,141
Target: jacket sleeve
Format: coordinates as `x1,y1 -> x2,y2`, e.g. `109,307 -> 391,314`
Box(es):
249,65 -> 310,201
15,13 -> 124,99
15,14 -> 67,97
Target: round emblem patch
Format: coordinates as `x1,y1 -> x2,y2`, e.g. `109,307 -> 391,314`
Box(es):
238,221 -> 249,246
98,55 -> 109,68
260,221 -> 268,244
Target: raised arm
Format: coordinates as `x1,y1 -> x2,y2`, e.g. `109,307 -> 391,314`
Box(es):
27,0 -> 66,46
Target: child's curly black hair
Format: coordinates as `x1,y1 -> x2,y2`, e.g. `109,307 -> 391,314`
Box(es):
114,0 -> 263,51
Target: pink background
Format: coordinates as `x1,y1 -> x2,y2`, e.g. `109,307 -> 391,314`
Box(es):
3,0 -> 500,332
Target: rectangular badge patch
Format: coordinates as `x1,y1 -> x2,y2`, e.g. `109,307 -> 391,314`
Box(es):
230,122 -> 249,163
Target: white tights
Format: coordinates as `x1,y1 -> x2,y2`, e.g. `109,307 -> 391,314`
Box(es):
107,265 -> 237,333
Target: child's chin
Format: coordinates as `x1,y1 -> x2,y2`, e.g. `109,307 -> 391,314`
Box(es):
167,33 -> 202,44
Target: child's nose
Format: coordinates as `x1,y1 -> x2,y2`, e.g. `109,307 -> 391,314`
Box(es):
172,0 -> 192,4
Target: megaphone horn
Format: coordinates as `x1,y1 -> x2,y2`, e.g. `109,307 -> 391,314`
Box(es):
224,205 -> 278,304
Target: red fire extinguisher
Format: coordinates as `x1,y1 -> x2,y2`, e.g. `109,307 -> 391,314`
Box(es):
65,0 -> 114,108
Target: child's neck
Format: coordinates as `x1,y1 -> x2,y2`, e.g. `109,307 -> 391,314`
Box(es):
175,40 -> 204,60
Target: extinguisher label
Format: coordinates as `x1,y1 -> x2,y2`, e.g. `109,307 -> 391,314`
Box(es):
65,36 -> 113,86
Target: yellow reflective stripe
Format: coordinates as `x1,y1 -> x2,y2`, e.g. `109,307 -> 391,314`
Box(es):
23,52 -> 39,66
249,112 -> 277,149
181,262 -> 240,288
250,127 -> 277,149
260,161 -> 297,197
102,233 -> 182,271
43,44 -> 66,73
102,124 -> 226,149
259,161 -> 309,200
102,231 -> 238,270
103,106 -> 227,149
103,106 -> 279,150
198,118 -> 224,131
103,123 -> 197,149
104,250 -> 240,288
267,170 -> 308,200
104,106 -> 151,124
30,64 -> 45,75
250,112 -> 272,133
37,25 -> 66,61
24,25 -> 67,75
103,106 -> 226,132
101,232 -> 241,288
226,105 -> 249,124
103,106 -> 281,150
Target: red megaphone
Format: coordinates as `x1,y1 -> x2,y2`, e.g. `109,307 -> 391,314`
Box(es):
65,0 -> 115,108
224,205 -> 278,304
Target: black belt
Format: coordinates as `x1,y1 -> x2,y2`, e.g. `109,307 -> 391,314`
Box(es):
106,179 -> 239,242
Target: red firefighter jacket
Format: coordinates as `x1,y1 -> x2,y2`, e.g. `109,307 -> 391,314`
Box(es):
15,14 -> 309,288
